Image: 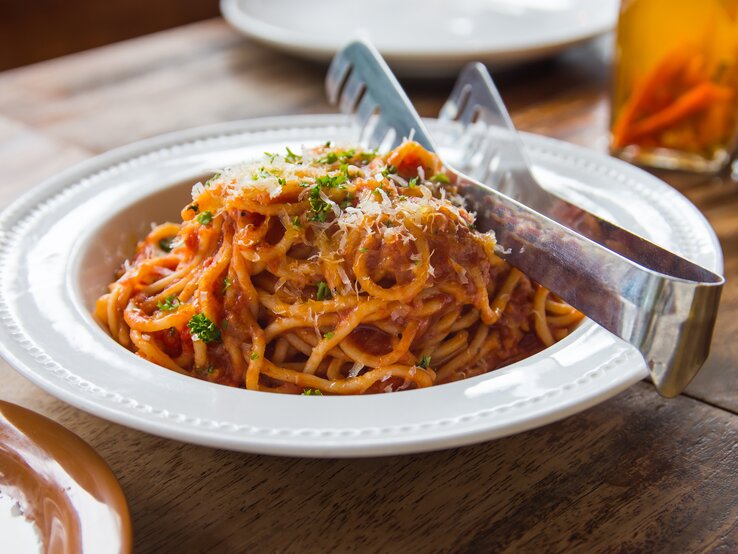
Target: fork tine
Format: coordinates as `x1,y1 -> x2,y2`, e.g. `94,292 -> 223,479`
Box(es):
356,93 -> 379,127
366,118 -> 391,152
325,54 -> 352,106
325,40 -> 436,152
338,72 -> 367,115
448,62 -> 518,132
458,97 -> 482,125
439,82 -> 470,122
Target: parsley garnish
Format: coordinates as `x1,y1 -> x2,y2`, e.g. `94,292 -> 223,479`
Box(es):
196,211 -> 213,225
285,147 -> 302,163
291,216 -> 301,227
324,141 -> 332,147
321,151 -> 338,164
431,173 -> 450,184
158,237 -> 175,252
302,388 -> 323,396
323,331 -> 335,339
264,151 -> 278,163
408,177 -> 418,187
468,223 -> 477,231
307,186 -> 331,222
277,177 -> 286,186
187,203 -> 199,213
222,277 -> 232,292
381,165 -> 397,177
359,247 -> 368,253
187,313 -> 221,343
315,173 -> 346,189
360,149 -> 378,162
320,149 -> 355,165
204,172 -> 221,187
157,295 -> 180,311
316,281 -> 332,301
339,191 -> 354,210
250,352 -> 259,360
418,355 -> 431,369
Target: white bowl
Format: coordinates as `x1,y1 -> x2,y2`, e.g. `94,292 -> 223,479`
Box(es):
0,115 -> 721,457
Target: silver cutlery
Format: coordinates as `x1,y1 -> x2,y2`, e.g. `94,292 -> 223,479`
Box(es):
326,40 -> 724,397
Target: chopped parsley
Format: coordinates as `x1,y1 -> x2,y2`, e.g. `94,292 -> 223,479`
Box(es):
381,165 -> 397,177
307,186 -> 331,222
264,151 -> 278,163
418,355 -> 431,369
196,211 -> 213,225
316,281 -> 332,301
157,295 -> 180,312
187,313 -> 221,343
187,203 -> 199,213
359,247 -> 368,253
323,331 -> 335,340
315,173 -> 346,189
291,216 -> 301,227
360,149 -> 378,162
407,177 -> 418,188
285,146 -> 302,163
250,352 -> 259,360
158,237 -> 175,252
320,149 -> 355,165
320,151 -> 338,164
468,223 -> 477,231
338,191 -> 354,210
307,172 -> 347,221
431,173 -> 450,184
302,388 -> 323,396
277,176 -> 286,186
204,172 -> 221,187
324,141 -> 332,147
222,277 -> 233,292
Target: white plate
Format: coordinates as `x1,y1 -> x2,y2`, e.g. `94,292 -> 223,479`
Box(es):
0,115 -> 721,457
220,0 -> 619,76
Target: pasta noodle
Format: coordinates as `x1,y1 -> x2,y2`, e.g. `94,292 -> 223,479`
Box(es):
95,141 -> 583,394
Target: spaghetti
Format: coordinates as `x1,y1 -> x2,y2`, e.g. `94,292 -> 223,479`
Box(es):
95,141 -> 583,394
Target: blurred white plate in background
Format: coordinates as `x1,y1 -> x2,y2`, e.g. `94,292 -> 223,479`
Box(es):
221,0 -> 619,75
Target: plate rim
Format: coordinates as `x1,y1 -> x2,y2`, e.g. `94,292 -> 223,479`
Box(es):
0,114 -> 722,457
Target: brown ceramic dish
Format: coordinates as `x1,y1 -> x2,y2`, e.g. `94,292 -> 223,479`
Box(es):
0,400 -> 132,553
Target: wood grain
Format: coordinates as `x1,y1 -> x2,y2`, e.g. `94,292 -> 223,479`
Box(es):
0,19 -> 735,553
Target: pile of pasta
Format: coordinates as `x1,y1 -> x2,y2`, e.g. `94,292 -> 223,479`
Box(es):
95,141 -> 583,394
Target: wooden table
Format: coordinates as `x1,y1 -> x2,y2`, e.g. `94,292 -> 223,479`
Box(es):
0,20 -> 736,553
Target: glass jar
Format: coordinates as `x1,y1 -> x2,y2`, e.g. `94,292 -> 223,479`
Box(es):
611,0 -> 738,172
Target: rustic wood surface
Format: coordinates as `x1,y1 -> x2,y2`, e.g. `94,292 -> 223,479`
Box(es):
0,20 -> 736,553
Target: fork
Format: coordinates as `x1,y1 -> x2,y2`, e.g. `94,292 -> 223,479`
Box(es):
325,40 -> 724,397
438,62 -> 705,278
